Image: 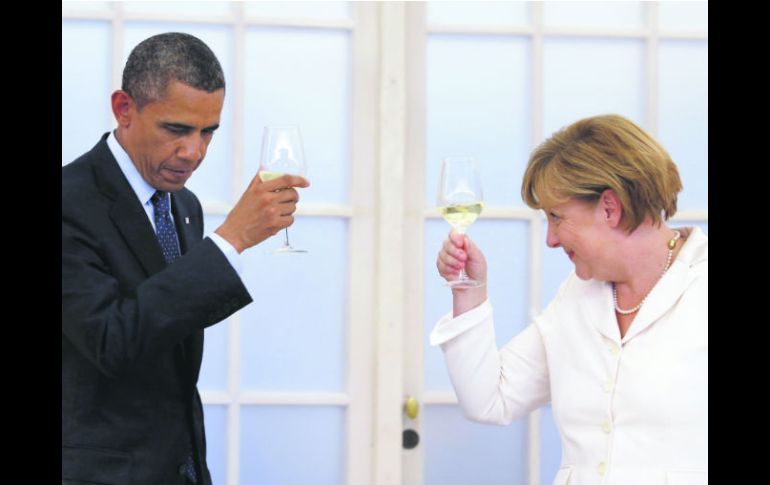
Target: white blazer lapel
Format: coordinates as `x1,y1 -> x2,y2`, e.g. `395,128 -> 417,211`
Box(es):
577,279 -> 621,343
621,259 -> 690,343
621,227 -> 707,343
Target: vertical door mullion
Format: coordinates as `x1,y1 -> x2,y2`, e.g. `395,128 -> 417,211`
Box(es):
374,2 -> 408,485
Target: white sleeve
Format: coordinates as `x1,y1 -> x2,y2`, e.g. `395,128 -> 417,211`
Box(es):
430,300 -> 550,425
207,233 -> 244,276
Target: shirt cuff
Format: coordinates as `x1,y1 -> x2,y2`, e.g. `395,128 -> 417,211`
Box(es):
208,233 -> 244,276
429,299 -> 493,346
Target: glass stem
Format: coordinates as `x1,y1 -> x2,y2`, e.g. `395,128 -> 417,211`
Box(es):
283,228 -> 291,248
458,229 -> 469,281
459,267 -> 470,281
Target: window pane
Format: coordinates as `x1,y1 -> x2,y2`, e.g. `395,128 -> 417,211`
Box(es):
62,20 -> 112,165
658,40 -> 708,211
543,38 -> 645,139
424,219 -> 530,391
240,406 -> 344,485
427,1 -> 531,27
658,1 -> 708,32
244,1 -> 350,20
539,219 -> 574,308
199,318 -> 229,392
198,214 -> 230,392
123,23 -> 236,205
538,404 -> 562,485
122,1 -> 233,16
203,405 -> 227,485
62,1 -> 112,13
244,28 -> 351,204
544,1 -> 644,30
239,217 -> 347,391
427,34 -> 532,207
424,404 -> 527,485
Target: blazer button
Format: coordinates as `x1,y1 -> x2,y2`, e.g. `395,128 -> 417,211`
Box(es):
598,462 -> 607,476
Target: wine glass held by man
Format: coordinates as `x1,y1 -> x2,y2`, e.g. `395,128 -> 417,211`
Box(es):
432,114 -> 707,485
258,125 -> 308,253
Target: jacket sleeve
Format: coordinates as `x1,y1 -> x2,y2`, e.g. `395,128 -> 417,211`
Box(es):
62,217 -> 252,378
430,300 -> 551,425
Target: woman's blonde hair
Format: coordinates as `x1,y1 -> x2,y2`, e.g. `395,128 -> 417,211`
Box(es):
521,114 -> 682,232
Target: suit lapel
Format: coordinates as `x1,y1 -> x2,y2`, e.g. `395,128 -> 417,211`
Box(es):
91,138 -> 167,277
170,193 -> 205,383
109,198 -> 167,276
170,193 -> 198,255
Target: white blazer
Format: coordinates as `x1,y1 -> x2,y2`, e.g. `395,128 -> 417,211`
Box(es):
430,227 -> 707,485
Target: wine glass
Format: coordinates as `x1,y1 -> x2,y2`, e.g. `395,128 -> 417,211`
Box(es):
437,157 -> 485,288
258,125 -> 307,254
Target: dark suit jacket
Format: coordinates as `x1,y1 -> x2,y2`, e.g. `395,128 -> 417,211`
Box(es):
62,133 -> 252,485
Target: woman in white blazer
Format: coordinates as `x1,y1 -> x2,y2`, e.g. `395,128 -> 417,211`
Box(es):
432,114 -> 707,485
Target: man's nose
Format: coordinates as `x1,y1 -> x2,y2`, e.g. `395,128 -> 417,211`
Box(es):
178,134 -> 205,162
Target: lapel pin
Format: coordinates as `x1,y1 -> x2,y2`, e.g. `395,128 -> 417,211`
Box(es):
185,217 -> 190,224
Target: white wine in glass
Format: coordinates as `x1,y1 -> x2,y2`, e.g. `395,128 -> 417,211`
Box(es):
258,125 -> 307,253
437,157 -> 485,288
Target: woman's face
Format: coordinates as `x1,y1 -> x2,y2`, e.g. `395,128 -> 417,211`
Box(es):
545,197 -> 611,280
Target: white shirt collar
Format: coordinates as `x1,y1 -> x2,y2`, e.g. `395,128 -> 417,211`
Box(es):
106,130 -> 157,207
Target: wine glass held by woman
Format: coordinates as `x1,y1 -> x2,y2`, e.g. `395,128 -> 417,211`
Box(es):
432,114 -> 707,485
437,156 -> 485,288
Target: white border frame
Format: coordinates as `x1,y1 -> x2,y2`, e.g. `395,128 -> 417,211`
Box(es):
62,1 -> 707,484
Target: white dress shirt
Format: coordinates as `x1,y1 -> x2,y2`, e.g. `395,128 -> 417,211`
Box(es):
430,227 -> 708,485
106,131 -> 243,275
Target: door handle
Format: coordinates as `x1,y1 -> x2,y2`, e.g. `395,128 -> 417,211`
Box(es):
402,428 -> 420,449
404,396 -> 419,419
403,397 -> 420,449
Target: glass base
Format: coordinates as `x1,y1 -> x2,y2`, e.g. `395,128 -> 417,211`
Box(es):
274,245 -> 308,254
445,278 -> 485,289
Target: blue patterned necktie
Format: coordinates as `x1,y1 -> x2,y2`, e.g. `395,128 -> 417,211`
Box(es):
151,191 -> 181,264
151,191 -> 196,483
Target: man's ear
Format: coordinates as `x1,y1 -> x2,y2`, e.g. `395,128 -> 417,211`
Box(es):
599,189 -> 623,228
111,90 -> 134,128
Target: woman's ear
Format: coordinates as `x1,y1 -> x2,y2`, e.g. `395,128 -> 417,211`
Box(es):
599,189 -> 623,228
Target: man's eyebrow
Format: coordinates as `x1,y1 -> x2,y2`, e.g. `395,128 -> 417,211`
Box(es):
160,122 -> 220,132
161,122 -> 193,130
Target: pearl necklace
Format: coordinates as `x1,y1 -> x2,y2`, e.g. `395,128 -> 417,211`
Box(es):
613,230 -> 681,315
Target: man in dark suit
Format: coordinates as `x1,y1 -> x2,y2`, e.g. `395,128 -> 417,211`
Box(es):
62,32 -> 309,484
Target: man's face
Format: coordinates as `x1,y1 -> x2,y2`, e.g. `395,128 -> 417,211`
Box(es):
122,80 -> 225,192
